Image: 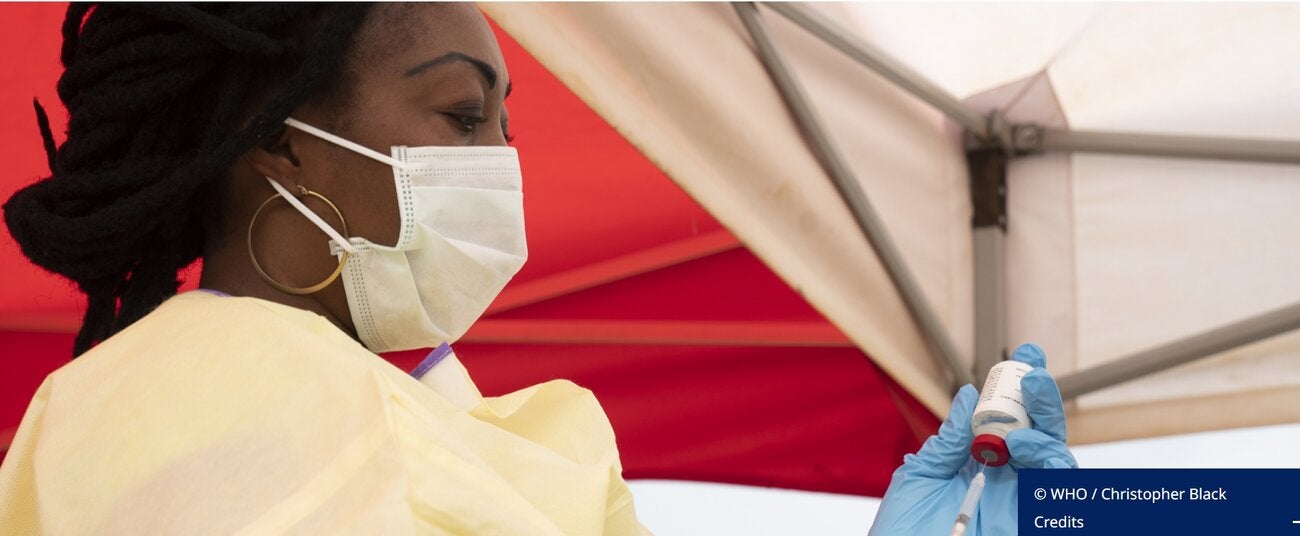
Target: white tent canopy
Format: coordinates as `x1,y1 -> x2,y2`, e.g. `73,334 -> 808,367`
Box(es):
483,2 -> 1300,444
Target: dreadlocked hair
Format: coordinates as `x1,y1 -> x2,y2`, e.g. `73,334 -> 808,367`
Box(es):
3,3 -> 373,357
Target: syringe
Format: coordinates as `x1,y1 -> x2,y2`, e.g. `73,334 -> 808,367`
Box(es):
950,464 -> 988,536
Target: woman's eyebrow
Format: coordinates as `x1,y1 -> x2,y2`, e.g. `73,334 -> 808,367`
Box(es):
403,51 -> 497,89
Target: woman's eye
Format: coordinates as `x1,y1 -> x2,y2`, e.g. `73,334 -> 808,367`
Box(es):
448,113 -> 488,134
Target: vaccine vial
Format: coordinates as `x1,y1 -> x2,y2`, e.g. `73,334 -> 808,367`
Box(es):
970,360 -> 1034,466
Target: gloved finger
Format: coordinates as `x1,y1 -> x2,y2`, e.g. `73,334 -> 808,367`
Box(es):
1009,342 -> 1047,369
1006,428 -> 1078,469
905,384 -> 978,479
1044,457 -> 1074,469
1022,369 -> 1068,443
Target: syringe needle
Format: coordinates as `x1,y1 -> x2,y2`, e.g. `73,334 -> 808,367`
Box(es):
950,471 -> 988,536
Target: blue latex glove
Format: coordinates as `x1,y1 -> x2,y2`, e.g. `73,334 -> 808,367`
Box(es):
869,343 -> 1077,536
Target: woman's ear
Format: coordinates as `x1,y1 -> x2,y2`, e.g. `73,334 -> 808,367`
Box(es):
243,125 -> 302,186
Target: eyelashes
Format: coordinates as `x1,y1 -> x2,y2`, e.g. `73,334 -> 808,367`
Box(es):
445,113 -> 514,143
448,113 -> 488,134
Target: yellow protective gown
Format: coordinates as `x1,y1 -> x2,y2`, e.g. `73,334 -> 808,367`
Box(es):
0,291 -> 651,535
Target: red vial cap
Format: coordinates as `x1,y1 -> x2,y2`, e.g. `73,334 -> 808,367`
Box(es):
971,434 -> 1011,467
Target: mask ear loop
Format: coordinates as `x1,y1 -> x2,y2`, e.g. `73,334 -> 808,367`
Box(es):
283,117 -> 408,169
264,178 -> 358,254
247,178 -> 357,295
281,117 -> 415,252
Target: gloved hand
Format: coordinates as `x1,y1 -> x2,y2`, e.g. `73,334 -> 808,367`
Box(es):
869,343 -> 1077,536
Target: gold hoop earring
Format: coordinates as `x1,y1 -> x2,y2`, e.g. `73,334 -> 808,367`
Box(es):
247,184 -> 350,295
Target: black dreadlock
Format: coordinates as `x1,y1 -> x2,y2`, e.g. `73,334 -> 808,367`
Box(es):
3,3 -> 373,357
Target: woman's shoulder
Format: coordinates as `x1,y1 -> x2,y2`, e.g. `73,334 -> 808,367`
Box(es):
56,290 -> 374,383
1,292 -> 412,534
40,291 -> 390,434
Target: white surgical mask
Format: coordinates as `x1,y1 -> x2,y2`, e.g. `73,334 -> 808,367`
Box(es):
269,117 -> 527,353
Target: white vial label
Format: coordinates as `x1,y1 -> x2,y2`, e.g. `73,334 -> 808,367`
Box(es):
971,360 -> 1033,439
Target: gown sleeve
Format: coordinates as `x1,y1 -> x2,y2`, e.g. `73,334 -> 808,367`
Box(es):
0,378 -> 51,533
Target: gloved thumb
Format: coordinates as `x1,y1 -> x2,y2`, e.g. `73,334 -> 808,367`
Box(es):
1007,428 -> 1078,469
904,384 -> 978,479
1022,369 -> 1068,443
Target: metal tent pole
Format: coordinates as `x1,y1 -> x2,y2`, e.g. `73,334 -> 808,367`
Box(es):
1017,126 -> 1300,165
972,228 -> 1006,387
764,2 -> 991,141
968,147 -> 1010,386
1057,301 -> 1300,399
764,2 -> 1016,386
764,1 -> 1011,385
734,2 -> 975,388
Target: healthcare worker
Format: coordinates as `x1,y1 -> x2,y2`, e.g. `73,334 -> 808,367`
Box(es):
0,3 -> 1074,534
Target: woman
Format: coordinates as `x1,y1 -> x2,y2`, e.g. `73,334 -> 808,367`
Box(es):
1,4 -> 645,534
0,3 -> 1074,534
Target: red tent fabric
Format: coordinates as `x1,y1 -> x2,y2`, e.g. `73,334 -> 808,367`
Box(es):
0,4 -> 939,496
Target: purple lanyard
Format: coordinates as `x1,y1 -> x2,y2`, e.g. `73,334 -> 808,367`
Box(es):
195,288 -> 231,297
197,288 -> 450,378
410,343 -> 453,380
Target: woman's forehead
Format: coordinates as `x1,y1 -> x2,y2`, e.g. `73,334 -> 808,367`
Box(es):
350,3 -> 507,85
